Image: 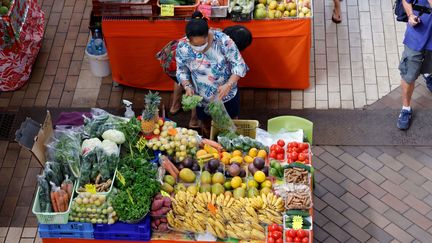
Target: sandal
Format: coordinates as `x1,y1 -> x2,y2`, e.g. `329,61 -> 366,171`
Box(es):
332,9 -> 342,24
169,104 -> 182,115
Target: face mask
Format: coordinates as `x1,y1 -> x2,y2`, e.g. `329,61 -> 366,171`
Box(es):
191,42 -> 208,52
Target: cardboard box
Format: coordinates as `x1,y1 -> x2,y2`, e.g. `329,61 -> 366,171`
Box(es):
15,111 -> 53,167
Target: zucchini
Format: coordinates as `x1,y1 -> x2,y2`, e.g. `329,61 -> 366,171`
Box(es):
286,209 -> 310,217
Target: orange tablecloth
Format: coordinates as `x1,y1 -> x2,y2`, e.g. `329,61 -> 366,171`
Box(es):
102,18 -> 311,90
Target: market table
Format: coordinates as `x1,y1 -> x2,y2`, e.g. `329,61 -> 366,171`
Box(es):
102,18 -> 311,91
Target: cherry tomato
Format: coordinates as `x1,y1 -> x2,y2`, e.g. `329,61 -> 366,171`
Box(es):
276,153 -> 284,161
269,223 -> 279,232
286,236 -> 293,243
296,229 -> 306,238
304,158 -> 309,164
294,237 -> 301,242
291,152 -> 298,161
267,237 -> 275,243
287,229 -> 297,238
276,145 -> 284,154
272,231 -> 282,239
301,237 -> 309,243
291,142 -> 299,148
277,139 -> 285,147
298,153 -> 306,161
270,151 -> 277,159
275,239 -> 283,243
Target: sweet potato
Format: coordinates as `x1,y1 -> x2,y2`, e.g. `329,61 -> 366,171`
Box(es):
160,217 -> 167,223
151,199 -> 164,211
159,207 -> 171,215
158,223 -> 168,231
154,193 -> 163,200
162,197 -> 171,207
151,221 -> 157,229
155,218 -> 161,226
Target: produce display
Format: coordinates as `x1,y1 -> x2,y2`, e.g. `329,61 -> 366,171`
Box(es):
181,95 -> 203,111
160,0 -> 196,6
254,0 -> 311,19
31,104 -> 314,242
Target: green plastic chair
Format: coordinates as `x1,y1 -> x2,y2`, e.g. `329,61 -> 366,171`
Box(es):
267,116 -> 314,144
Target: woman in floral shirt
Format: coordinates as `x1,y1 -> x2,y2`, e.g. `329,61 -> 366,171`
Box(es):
176,11 -> 249,135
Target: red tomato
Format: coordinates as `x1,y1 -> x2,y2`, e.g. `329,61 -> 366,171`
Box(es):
304,230 -> 309,237
291,152 -> 298,161
276,153 -> 284,161
269,223 -> 279,232
278,225 -> 283,232
288,158 -> 294,163
270,144 -> 277,150
292,147 -> 300,153
298,153 -> 306,161
287,229 -> 297,238
287,147 -> 292,153
304,158 -> 309,164
294,237 -> 301,242
270,151 -> 277,159
301,237 -> 309,243
272,231 -> 282,239
267,237 -> 275,243
275,239 -> 283,243
300,143 -> 309,150
277,139 -> 285,147
286,236 -> 293,243
276,146 -> 284,154
291,142 -> 299,148
296,229 -> 306,238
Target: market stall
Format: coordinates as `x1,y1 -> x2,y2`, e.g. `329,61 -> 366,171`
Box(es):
0,0 -> 44,91
18,92 -> 315,243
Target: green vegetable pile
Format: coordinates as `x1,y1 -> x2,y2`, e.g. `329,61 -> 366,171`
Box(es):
207,100 -> 236,133
181,95 -> 203,111
159,0 -> 196,6
217,132 -> 267,152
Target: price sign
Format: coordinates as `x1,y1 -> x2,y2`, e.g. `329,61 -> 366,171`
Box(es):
116,171 -> 126,186
292,215 -> 304,230
126,189 -> 135,204
85,184 -> 97,194
197,4 -> 212,18
161,4 -> 175,16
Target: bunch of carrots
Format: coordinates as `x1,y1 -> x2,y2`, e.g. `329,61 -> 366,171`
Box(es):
50,179 -> 73,212
160,155 -> 179,180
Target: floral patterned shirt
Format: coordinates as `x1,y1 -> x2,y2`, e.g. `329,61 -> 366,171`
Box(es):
175,30 -> 248,105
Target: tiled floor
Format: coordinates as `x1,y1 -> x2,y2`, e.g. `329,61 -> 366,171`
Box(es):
1,0 -> 432,242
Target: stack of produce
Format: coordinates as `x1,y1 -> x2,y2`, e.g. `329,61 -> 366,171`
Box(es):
217,132 -> 267,152
150,193 -> 172,232
70,193 -> 117,224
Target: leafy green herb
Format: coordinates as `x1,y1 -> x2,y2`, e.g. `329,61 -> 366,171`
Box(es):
181,95 -> 203,111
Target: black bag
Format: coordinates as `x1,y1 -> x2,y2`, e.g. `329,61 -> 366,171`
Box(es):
394,0 -> 419,22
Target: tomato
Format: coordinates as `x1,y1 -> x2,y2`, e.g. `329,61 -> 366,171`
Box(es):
269,223 -> 279,232
303,230 -> 309,237
272,231 -> 282,239
301,237 -> 309,243
267,237 -> 275,243
275,239 -> 283,243
277,139 -> 285,147
304,158 -> 309,164
291,152 -> 298,161
278,225 -> 283,232
270,151 -> 277,159
293,147 -> 301,153
286,236 -> 293,243
276,153 -> 284,161
291,142 -> 299,148
276,146 -> 284,154
270,144 -> 277,151
294,237 -> 301,242
287,229 -> 297,238
288,158 -> 294,163
298,153 -> 306,161
286,147 -> 292,153
296,229 -> 306,238
299,143 -> 309,150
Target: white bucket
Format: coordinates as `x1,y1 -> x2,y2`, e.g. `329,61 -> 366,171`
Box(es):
85,49 -> 111,78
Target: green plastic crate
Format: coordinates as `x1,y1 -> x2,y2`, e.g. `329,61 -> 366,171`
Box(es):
32,181 -> 76,225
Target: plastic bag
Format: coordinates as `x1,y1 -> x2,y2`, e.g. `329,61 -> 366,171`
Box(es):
97,145 -> 119,181
80,149 -> 97,186
44,161 -> 64,186
37,174 -> 52,212
50,182 -> 69,212
83,108 -> 127,138
206,99 -> 236,133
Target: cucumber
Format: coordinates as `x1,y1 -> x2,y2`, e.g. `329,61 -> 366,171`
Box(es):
286,210 -> 310,217
303,218 -> 311,226
287,162 -> 311,172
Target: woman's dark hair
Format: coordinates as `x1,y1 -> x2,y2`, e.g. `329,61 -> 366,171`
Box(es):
223,25 -> 252,51
186,11 -> 209,38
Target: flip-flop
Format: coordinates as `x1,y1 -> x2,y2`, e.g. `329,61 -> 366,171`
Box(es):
169,107 -> 182,115
332,10 -> 342,24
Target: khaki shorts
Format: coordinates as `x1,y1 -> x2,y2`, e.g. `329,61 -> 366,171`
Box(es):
399,45 -> 432,84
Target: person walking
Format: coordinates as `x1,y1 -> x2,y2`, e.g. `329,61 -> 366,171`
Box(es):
397,0 -> 432,130
332,0 -> 342,23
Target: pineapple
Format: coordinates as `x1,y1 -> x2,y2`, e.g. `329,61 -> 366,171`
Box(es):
141,106 -> 156,134
144,91 -> 162,122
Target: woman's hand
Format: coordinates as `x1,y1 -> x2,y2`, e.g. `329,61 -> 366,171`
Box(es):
185,86 -> 194,96
217,83 -> 231,100
408,14 -> 420,27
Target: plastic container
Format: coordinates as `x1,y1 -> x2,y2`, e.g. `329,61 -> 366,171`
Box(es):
85,48 -> 111,78
76,169 -> 117,196
211,0 -> 229,17
38,222 -> 94,239
210,119 -> 259,141
94,215 -> 151,241
32,182 -> 77,225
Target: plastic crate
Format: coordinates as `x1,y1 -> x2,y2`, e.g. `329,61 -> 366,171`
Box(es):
32,182 -> 77,225
211,0 -> 229,17
210,119 -> 259,141
157,0 -> 199,17
38,222 -> 94,239
230,11 -> 252,22
92,0 -> 157,17
94,215 -> 151,241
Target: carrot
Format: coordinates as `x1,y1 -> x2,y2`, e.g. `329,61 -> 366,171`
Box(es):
56,190 -> 68,212
50,191 -> 59,212
66,183 -> 73,199
62,192 -> 69,212
161,156 -> 178,179
56,192 -> 64,212
202,139 -> 222,151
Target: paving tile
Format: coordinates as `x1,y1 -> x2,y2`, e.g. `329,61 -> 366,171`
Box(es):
49,83 -> 64,99
320,178 -> 346,197
17,187 -> 36,208
380,180 -> 408,200
5,227 -> 22,243
403,208 -> 432,230
338,165 -> 364,183
361,194 -> 389,214
19,239 -> 34,243
398,167 -> 427,186
402,194 -> 432,215
34,91 -> 50,107
319,152 -> 345,170
343,221 -> 371,242
383,208 -> 413,230
395,153 -> 424,171
364,223 -> 394,243
0,168 -> 13,186
377,153 -> 404,171
71,88 -> 99,107
63,39 -> 76,54
313,196 -> 328,211
377,166 -> 405,185
400,180 -> 429,200
0,197 -> 18,217
314,184 -> 329,198
313,225 -> 330,242
381,194 -> 409,214
0,227 -> 7,237
6,178 -> 24,197
10,206 -> 28,227
358,166 -> 385,185
319,165 -> 346,183
342,207 -> 370,228
314,210 -> 329,228
23,168 -> 41,187
407,224 -> 432,243
321,221 -> 351,242
68,61 -> 82,76
321,192 -> 349,212
339,152 -> 365,170
340,179 -> 368,198
340,192 -> 368,213
384,223 -> 414,243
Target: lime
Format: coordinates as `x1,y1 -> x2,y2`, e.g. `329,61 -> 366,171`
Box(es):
247,180 -> 259,189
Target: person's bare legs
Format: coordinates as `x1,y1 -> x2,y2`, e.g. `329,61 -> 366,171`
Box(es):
332,0 -> 342,23
170,83 -> 183,114
189,109 -> 200,128
401,79 -> 415,107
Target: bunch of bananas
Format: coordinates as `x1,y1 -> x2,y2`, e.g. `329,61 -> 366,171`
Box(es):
167,191 -> 284,240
